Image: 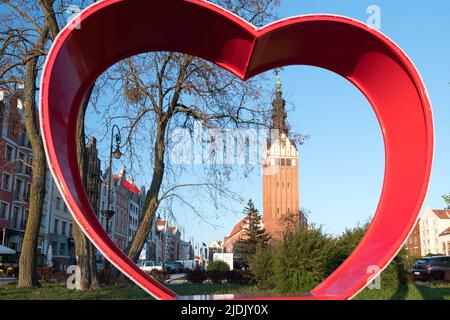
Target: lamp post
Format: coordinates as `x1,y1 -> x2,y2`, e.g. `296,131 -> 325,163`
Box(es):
1,228 -> 6,246
102,124 -> 122,268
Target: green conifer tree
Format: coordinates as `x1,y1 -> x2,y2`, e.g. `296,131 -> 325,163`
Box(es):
234,199 -> 271,265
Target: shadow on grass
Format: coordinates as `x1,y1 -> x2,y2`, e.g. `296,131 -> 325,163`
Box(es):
389,284 -> 408,300
415,282 -> 450,300
389,267 -> 409,300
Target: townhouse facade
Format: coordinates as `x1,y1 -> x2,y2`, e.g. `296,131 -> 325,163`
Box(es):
405,219 -> 422,257
0,88 -> 191,268
0,89 -> 33,263
419,208 -> 450,256
438,227 -> 450,256
145,215 -> 192,263
41,171 -> 75,269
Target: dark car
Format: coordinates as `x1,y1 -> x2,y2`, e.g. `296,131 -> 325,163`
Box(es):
164,261 -> 184,274
410,256 -> 450,281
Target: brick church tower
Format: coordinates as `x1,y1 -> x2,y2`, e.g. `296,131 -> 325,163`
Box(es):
262,71 -> 301,239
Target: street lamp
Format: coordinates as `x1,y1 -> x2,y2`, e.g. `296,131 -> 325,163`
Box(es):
156,215 -> 165,263
102,124 -> 122,237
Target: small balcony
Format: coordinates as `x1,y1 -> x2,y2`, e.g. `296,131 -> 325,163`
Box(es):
13,189 -> 29,203
18,132 -> 32,150
15,158 -> 32,177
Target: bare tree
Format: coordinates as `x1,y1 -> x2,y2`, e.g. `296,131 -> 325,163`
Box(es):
86,0 -> 282,265
0,0 -> 99,289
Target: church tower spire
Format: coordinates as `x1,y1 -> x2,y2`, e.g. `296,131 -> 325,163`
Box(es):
262,69 -> 301,240
271,70 -> 288,135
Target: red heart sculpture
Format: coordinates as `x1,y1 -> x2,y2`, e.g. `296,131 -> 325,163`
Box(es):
40,0 -> 433,300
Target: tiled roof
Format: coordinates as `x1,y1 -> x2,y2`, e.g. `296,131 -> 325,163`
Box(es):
439,226 -> 450,237
225,217 -> 248,240
432,210 -> 450,219
122,179 -> 140,195
112,174 -> 140,195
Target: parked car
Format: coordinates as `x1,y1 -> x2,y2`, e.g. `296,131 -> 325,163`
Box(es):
139,261 -> 163,272
164,261 -> 184,274
177,260 -> 195,270
410,256 -> 450,281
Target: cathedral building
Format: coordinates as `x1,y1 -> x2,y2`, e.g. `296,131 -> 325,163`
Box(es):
223,72 -> 306,251
262,72 -> 302,239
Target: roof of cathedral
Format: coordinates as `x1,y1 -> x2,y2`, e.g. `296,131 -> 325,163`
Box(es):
271,69 -> 288,135
224,216 -> 249,240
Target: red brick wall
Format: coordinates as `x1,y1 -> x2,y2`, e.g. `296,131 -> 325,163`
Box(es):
405,221 -> 421,257
262,155 -> 299,240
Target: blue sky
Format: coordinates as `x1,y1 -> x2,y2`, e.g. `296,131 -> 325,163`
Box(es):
86,1 -> 450,247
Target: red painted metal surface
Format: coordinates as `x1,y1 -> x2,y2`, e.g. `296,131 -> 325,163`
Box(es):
40,0 -> 433,300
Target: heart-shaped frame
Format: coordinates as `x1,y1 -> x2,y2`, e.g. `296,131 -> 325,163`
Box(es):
40,0 -> 433,300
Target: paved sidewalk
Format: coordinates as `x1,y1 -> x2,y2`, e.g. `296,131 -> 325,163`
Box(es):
0,278 -> 17,286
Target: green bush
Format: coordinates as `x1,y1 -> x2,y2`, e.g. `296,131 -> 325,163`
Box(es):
207,270 -> 227,283
326,224 -> 368,275
249,246 -> 275,290
207,260 -> 230,272
247,223 -> 412,293
205,262 -> 229,283
273,225 -> 335,293
377,249 -> 409,289
186,269 -> 207,284
225,270 -> 254,285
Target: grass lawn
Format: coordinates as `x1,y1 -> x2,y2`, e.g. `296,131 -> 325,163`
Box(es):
0,282 -> 449,300
0,283 -> 247,300
355,283 -> 450,300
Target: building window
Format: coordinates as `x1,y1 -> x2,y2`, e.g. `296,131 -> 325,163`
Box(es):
25,183 -> 31,201
54,219 -> 59,234
281,158 -> 285,166
12,206 -> 20,229
14,177 -> 24,201
17,151 -> 25,173
9,121 -> 16,136
286,159 -> 291,166
69,223 -> 72,237
21,209 -> 28,230
26,155 -> 32,175
63,204 -> 68,213
292,159 -> 296,167
2,172 -> 12,191
5,144 -> 15,161
62,221 -> 67,236
56,197 -> 61,210
0,202 -> 9,220
51,242 -> 57,254
60,243 -> 66,256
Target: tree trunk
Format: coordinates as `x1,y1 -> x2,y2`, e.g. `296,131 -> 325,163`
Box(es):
17,26 -> 50,288
73,86 -> 99,290
126,119 -> 167,263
